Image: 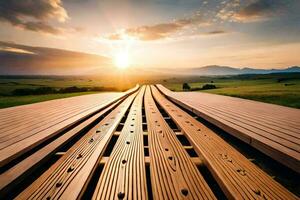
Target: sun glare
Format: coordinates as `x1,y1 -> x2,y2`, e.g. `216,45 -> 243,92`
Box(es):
114,51 -> 130,69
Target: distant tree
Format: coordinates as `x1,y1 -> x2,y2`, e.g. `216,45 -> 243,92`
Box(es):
12,87 -> 56,95
182,83 -> 191,91
59,86 -> 88,93
201,84 -> 216,90
34,87 -> 56,94
12,88 -> 34,96
90,86 -> 117,91
211,80 -> 214,83
12,86 -> 120,96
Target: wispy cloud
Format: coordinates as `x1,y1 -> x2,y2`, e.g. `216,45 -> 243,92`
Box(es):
105,13 -> 209,41
233,0 -> 290,22
203,30 -> 228,35
104,0 -> 289,42
0,0 -> 68,34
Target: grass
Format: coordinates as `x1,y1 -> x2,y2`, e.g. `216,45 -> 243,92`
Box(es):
0,77 -> 129,95
1,73 -> 299,109
0,76 -> 126,109
163,73 -> 300,109
0,92 -> 100,109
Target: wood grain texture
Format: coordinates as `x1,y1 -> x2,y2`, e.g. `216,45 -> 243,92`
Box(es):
0,97 -> 124,194
156,84 -> 300,172
0,86 -> 139,167
152,85 -> 297,200
92,86 -> 148,200
0,84 -> 297,199
144,86 -> 216,200
16,92 -> 137,200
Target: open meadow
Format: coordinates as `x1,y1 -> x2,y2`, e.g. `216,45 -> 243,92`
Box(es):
1,73 -> 299,109
0,75 -> 135,108
163,73 -> 300,108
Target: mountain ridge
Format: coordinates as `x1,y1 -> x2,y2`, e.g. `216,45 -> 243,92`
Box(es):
183,65 -> 300,75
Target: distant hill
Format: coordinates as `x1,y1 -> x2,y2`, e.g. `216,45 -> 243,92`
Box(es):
183,65 -> 300,76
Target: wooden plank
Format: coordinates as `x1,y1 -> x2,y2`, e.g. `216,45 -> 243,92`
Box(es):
167,95 -> 300,172
92,86 -> 147,200
144,86 -> 216,199
156,84 -> 300,172
0,85 -> 139,132
184,103 -> 300,150
170,91 -> 299,131
0,97 -> 123,195
0,94 -> 118,131
151,85 -> 297,199
185,100 -> 300,139
197,103 -> 300,137
157,85 -> 300,127
0,103 -> 103,146
189,107 -> 300,172
0,86 -> 139,168
0,87 -> 138,125
181,98 -> 300,140
16,91 -> 137,199
0,99 -> 95,131
0,96 -> 116,147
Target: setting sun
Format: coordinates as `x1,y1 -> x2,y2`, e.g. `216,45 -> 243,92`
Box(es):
114,51 -> 130,69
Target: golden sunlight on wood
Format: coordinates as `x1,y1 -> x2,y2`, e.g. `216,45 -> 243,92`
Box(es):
114,51 -> 130,69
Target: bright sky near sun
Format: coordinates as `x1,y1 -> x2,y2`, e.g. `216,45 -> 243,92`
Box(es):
0,0 -> 300,74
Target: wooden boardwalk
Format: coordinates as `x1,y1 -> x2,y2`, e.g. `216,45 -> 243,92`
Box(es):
157,84 -> 300,173
0,88 -> 136,168
0,85 -> 298,199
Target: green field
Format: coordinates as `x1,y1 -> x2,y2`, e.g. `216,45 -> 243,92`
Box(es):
1,73 -> 299,109
163,73 -> 300,109
0,76 -> 131,95
0,76 -> 132,109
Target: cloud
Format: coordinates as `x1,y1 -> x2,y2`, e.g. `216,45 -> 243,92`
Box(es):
106,14 -> 207,41
0,41 -> 111,75
204,30 -> 228,35
0,0 -> 68,34
233,0 -> 288,22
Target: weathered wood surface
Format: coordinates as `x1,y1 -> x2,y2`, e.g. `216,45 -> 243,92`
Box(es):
152,85 -> 297,199
144,86 -> 216,200
16,91 -> 137,199
156,84 -> 300,172
92,86 -> 147,200
0,86 -> 138,167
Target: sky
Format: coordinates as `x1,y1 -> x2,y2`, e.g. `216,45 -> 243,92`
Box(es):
0,0 -> 300,75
